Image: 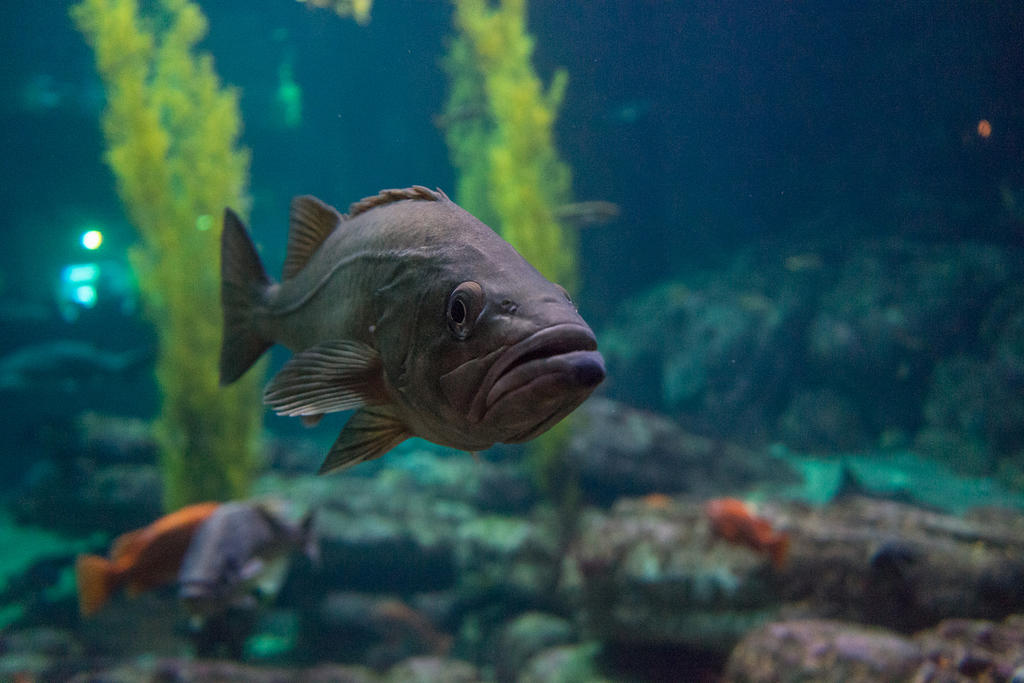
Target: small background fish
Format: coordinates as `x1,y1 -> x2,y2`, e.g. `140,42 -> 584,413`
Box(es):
75,502 -> 220,617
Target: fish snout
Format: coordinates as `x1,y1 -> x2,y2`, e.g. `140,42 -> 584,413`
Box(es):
471,323 -> 605,440
571,350 -> 606,388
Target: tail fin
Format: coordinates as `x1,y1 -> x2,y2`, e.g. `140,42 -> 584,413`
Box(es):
76,554 -> 115,617
220,208 -> 274,385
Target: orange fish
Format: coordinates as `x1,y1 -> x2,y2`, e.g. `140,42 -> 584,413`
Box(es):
75,502 -> 221,617
704,497 -> 789,570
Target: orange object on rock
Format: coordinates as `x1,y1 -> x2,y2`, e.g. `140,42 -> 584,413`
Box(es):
639,492 -> 673,510
75,501 -> 221,617
704,497 -> 790,570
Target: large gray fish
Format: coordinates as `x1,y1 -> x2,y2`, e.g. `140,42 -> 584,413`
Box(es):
220,186 -> 605,474
177,500 -> 316,617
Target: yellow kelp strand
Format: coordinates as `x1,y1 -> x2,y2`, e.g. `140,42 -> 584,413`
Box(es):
71,0 -> 265,510
448,0 -> 578,294
297,0 -> 373,25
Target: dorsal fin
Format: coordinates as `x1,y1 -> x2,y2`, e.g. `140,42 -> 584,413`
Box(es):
347,185 -> 449,219
283,196 -> 343,280
109,529 -> 146,566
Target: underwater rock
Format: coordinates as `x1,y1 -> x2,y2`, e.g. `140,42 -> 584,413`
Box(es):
257,453 -> 559,664
66,657 -> 380,682
600,279 -> 805,445
62,652 -> 481,682
382,449 -> 534,514
916,355 -> 996,475
809,241 -> 1013,381
988,288 -> 1024,399
12,461 -> 162,533
517,642 -> 610,683
76,412 -> 159,464
805,240 -> 1019,449
313,591 -> 392,664
600,238 -> 1024,458
917,346 -> 1024,480
308,485 -> 466,594
723,619 -> 923,682
775,498 -> 1024,632
75,592 -> 193,659
725,614 -> 1024,682
0,628 -> 84,681
455,509 -> 561,602
567,398 -> 799,504
11,412 -> 165,533
777,388 -> 868,452
913,615 -> 1024,681
257,449 -> 543,598
313,592 -> 454,669
491,611 -> 575,683
565,495 -> 1024,652
383,655 -> 482,683
264,435 -> 329,474
565,496 -> 784,653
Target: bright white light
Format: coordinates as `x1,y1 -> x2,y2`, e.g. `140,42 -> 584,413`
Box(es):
81,229 -> 103,250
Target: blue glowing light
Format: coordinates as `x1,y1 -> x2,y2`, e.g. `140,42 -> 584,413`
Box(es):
64,263 -> 100,284
74,285 -> 98,308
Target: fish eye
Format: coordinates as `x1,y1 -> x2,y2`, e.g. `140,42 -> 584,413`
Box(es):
447,281 -> 483,340
451,299 -> 467,324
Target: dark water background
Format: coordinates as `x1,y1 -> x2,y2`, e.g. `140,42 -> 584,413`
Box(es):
5,1 -> 1022,320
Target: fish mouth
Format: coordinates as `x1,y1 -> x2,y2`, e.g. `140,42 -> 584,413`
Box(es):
468,323 -> 605,426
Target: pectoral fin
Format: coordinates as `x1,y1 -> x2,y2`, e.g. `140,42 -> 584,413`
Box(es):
264,340 -> 387,416
319,405 -> 410,474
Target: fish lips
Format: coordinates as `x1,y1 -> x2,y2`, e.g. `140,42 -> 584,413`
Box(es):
467,323 -> 605,433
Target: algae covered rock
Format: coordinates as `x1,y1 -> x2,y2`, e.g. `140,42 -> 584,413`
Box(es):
517,642 -> 610,683
567,398 -> 799,504
565,494 -> 1024,654
491,611 -> 575,682
725,615 -> 1024,682
565,496 -> 784,653
775,498 -> 1024,632
456,512 -> 561,600
599,238 -> 1024,466
777,388 -> 869,452
724,619 -> 923,682
383,655 -> 482,683
913,615 -> 1024,681
600,279 -> 803,444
